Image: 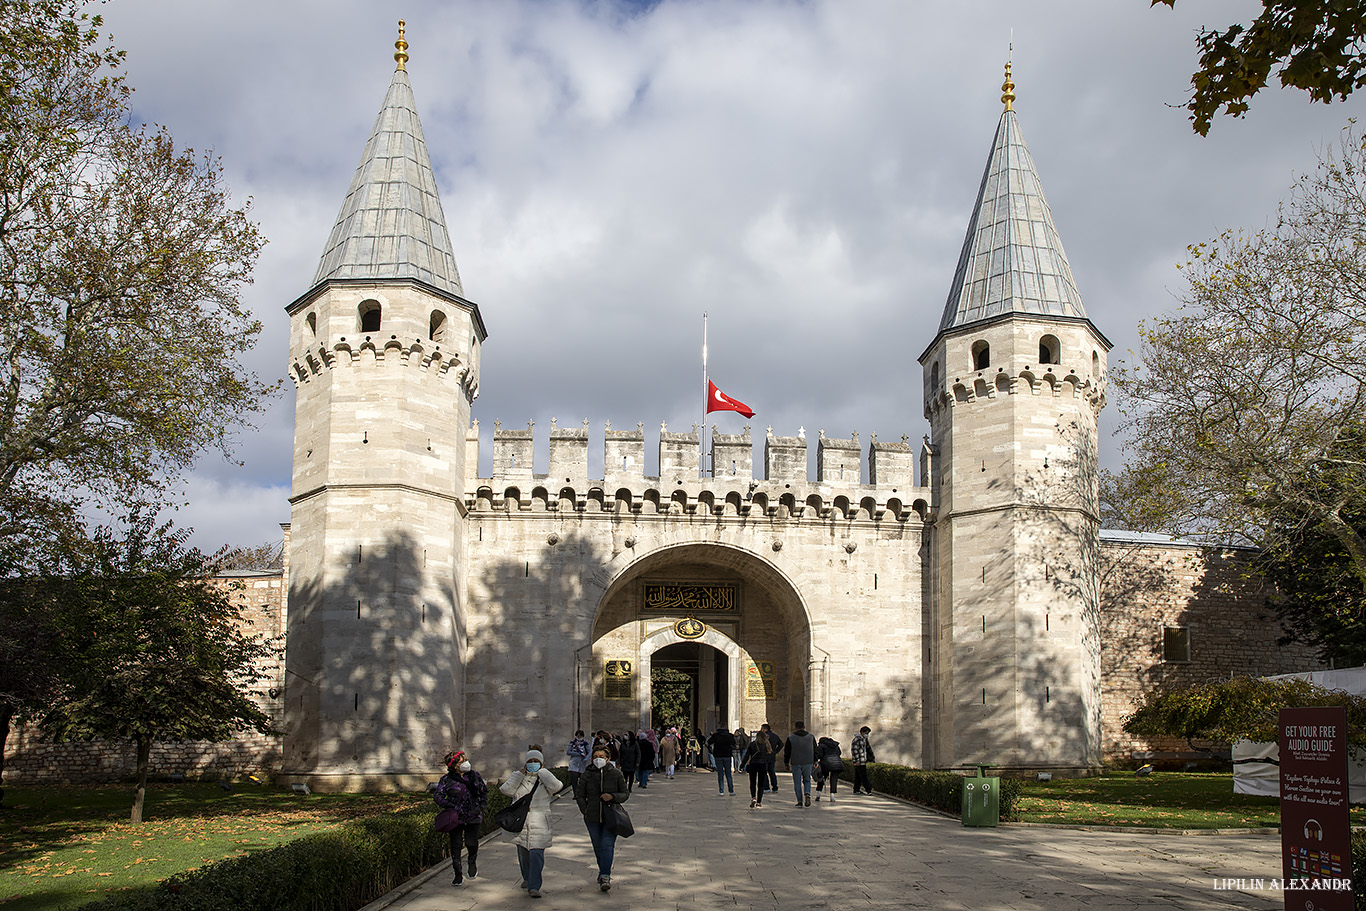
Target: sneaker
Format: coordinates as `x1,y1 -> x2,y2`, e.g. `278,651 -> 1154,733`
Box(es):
729,790 -> 735,795
528,888 -> 542,898
519,880 -> 527,890
829,795 -> 836,803
600,876 -> 611,892
749,798 -> 757,808
452,873 -> 462,886
468,860 -> 477,878
719,790 -> 725,795
804,794 -> 811,807
795,801 -> 804,807
814,793 -> 821,801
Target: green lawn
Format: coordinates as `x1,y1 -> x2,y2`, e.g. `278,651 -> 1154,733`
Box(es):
0,783 -> 431,910
1013,771 -> 1366,829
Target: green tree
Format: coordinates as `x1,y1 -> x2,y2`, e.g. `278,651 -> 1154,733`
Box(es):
651,667 -> 693,735
0,0 -> 270,569
1154,1 -> 1366,135
41,512 -> 277,823
1123,675 -> 1366,751
1256,431 -> 1366,666
1105,124 -> 1366,605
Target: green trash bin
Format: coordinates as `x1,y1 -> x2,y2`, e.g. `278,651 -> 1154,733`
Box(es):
961,765 -> 999,827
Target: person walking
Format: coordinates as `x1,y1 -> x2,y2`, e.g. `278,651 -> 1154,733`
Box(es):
707,725 -> 736,795
635,731 -> 655,789
686,731 -> 700,769
733,727 -> 750,773
761,723 -> 782,792
741,731 -> 772,808
617,731 -> 639,792
499,747 -> 560,898
564,730 -> 590,794
813,735 -> 844,803
574,746 -> 630,892
851,725 -> 875,794
660,728 -> 680,779
433,750 -> 489,885
784,721 -> 818,807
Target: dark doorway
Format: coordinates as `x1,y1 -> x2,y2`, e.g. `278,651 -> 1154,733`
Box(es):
650,642 -> 728,737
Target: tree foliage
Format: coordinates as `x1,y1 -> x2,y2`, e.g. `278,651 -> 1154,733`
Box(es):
1155,1 -> 1366,135
1123,675 -> 1366,752
1105,124 -> 1366,607
40,511 -> 277,823
0,0 -> 270,568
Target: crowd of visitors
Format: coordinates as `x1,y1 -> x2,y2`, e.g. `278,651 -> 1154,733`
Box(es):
432,722 -> 875,898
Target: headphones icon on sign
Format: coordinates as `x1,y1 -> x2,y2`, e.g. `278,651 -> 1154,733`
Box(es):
1303,818 -> 1323,841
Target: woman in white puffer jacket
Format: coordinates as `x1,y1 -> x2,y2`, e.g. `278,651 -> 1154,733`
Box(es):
500,747 -> 561,898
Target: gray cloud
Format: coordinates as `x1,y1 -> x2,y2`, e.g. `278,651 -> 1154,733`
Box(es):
95,0 -> 1366,549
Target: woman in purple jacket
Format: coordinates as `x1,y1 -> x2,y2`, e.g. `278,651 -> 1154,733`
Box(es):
434,750 -> 489,885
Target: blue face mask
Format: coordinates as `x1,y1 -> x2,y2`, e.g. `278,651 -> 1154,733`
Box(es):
526,761 -> 542,773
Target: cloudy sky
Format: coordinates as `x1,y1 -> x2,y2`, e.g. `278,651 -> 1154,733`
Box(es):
94,0 -> 1365,552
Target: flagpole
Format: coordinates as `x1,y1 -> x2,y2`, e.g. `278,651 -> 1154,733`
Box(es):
701,312 -> 708,479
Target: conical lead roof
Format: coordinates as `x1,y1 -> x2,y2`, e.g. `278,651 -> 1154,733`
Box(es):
938,104 -> 1085,333
312,58 -> 462,296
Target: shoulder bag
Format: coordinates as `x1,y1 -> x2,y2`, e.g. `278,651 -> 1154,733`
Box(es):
493,777 -> 541,833
603,801 -> 634,838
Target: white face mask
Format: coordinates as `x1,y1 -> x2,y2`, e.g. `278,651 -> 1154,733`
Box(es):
593,757 -> 607,769
458,761 -> 471,772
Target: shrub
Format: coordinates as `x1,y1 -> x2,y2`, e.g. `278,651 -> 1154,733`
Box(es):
840,762 -> 1023,820
1354,831 -> 1365,909
79,768 -> 572,911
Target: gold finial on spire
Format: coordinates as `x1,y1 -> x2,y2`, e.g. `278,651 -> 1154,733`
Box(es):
1001,61 -> 1015,111
394,19 -> 409,71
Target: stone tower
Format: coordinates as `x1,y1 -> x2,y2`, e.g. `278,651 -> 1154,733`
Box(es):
282,24 -> 486,788
919,65 -> 1109,772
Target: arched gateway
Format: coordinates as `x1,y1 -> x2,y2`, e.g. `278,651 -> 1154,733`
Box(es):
581,543 -> 816,738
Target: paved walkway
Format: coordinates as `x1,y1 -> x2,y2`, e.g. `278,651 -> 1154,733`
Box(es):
368,767 -> 1286,910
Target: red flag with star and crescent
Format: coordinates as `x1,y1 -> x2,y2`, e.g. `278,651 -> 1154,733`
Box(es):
707,380 -> 755,419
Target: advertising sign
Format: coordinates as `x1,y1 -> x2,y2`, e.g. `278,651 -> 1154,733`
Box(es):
1278,706 -> 1354,910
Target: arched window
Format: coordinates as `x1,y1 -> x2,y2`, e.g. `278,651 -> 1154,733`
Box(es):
359,300 -> 382,333
306,312 -> 317,337
429,310 -> 447,343
1092,350 -> 1101,378
930,362 -> 940,393
971,340 -> 990,371
1039,334 -> 1060,365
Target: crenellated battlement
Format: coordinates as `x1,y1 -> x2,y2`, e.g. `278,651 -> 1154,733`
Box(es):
469,419 -> 932,523
288,336 -> 478,400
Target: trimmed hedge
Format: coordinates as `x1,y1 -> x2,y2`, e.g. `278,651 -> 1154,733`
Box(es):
78,768 -> 572,911
839,762 -> 1024,820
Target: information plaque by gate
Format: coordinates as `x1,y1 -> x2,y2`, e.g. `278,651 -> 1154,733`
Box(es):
604,660 -> 634,700
1278,706 -> 1354,910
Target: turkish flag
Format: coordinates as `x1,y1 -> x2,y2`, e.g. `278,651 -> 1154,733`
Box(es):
707,380 -> 755,419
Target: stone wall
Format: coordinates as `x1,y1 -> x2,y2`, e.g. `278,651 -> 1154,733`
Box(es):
1097,535 -> 1323,761
2,571 -> 286,784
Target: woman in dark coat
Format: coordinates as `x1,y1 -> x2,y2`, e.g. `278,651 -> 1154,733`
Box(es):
433,750 -> 489,885
635,731 -> 656,789
574,747 -> 630,891
617,732 -> 640,791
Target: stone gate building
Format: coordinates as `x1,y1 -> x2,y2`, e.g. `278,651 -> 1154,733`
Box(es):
276,35 -> 1321,790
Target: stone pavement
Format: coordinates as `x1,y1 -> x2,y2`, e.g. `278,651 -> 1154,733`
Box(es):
367,767 -> 1286,911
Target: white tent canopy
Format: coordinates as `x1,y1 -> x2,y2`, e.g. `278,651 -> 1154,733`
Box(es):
1232,667 -> 1366,804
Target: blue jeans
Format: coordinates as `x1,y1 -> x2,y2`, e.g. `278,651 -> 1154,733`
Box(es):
516,846 -> 544,891
792,763 -> 814,799
637,767 -> 650,788
583,820 -> 617,878
715,762 -> 734,793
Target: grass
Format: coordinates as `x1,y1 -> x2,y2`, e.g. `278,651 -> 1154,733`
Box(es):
0,783 -> 431,911
1012,771 -> 1366,829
